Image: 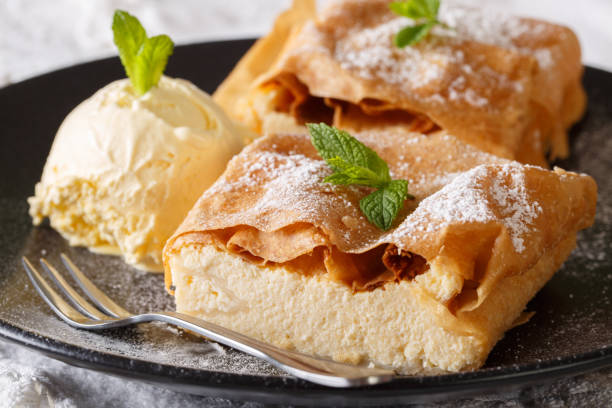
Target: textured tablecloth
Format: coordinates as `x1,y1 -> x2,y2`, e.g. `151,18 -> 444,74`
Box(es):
1,1 -> 611,407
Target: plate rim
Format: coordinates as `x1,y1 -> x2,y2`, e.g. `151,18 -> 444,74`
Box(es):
1,320 -> 611,403
1,39 -> 611,404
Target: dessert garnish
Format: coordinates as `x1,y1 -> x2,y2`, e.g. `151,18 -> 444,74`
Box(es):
112,10 -> 174,95
307,123 -> 413,230
389,0 -> 449,47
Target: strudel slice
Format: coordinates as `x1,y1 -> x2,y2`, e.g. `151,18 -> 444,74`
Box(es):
163,131 -> 596,374
214,0 -> 585,166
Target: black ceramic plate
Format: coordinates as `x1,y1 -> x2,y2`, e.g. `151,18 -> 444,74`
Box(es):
0,40 -> 611,406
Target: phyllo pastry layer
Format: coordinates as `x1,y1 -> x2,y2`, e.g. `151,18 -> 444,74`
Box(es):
163,131 -> 596,373
215,0 -> 585,167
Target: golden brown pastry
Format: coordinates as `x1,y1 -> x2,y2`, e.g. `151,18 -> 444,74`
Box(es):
214,0 -> 585,166
163,130 -> 596,373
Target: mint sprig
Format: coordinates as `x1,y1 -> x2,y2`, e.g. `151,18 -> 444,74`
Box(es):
112,10 -> 174,95
308,123 -> 414,230
360,180 -> 409,231
389,0 -> 449,47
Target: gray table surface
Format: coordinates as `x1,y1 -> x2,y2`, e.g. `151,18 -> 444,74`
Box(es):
1,1 -> 611,406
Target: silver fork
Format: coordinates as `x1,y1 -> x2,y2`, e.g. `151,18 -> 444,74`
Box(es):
21,254 -> 396,387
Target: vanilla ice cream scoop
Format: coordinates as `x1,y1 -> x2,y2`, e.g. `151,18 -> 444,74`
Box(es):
29,76 -> 247,271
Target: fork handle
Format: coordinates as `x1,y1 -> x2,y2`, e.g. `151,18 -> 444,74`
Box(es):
134,311 -> 394,387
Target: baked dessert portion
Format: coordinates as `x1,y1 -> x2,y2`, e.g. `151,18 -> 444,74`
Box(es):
214,0 -> 585,166
163,130 -> 596,374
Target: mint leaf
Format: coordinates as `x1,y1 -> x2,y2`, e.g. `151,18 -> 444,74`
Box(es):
323,172 -> 355,186
308,123 -> 414,230
112,10 -> 146,80
308,123 -> 390,182
389,0 -> 446,47
112,10 -> 174,95
131,34 -> 174,95
390,0 -> 435,19
324,157 -> 389,188
389,1 -> 425,19
360,180 -> 410,230
422,0 -> 441,18
394,23 -> 434,48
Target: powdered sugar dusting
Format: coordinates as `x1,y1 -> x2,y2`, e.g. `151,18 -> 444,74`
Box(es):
392,166 -> 494,238
207,149 -> 362,226
335,17 -> 451,90
440,3 -> 554,69
304,1 -> 554,108
413,171 -> 464,191
490,164 -> 543,252
246,152 -> 348,218
440,3 -> 532,49
392,163 -> 542,253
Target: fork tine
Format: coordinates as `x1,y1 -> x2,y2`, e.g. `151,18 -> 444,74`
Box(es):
22,257 -> 89,325
60,254 -> 130,318
39,258 -> 109,320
